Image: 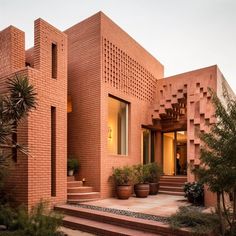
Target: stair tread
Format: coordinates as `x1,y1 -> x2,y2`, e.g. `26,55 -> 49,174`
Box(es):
159,186 -> 183,189
67,198 -> 100,203
159,191 -> 185,196
67,186 -> 92,189
63,215 -> 160,236
67,192 -> 100,195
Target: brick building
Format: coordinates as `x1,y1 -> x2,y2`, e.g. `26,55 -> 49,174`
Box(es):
0,12 -> 233,208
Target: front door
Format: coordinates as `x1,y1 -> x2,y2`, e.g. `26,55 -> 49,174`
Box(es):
163,131 -> 187,175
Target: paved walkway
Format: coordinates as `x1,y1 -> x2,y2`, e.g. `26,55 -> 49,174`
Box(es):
80,194 -> 190,217
61,227 -> 95,236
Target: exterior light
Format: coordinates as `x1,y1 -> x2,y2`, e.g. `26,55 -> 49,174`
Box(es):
108,126 -> 112,140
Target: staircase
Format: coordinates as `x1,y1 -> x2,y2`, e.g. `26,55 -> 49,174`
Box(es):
55,204 -> 194,236
159,176 -> 187,196
67,176 -> 100,203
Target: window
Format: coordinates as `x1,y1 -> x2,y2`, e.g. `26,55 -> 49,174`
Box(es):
51,43 -> 57,79
51,106 -> 56,196
108,96 -> 128,155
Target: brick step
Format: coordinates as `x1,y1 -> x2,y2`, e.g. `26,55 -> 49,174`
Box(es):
67,176 -> 75,182
159,182 -> 184,187
159,186 -> 184,193
67,198 -> 101,204
63,215 -> 160,236
159,191 -> 185,196
67,192 -> 100,200
55,205 -> 193,236
67,186 -> 93,193
159,177 -> 187,183
67,181 -> 83,188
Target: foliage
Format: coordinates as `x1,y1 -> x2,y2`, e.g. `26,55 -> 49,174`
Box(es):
133,164 -> 149,184
169,206 -> 219,235
0,202 -> 63,236
145,162 -> 162,183
193,82 -> 236,235
184,182 -> 204,205
112,166 -> 133,185
67,158 -> 79,173
0,75 -> 37,183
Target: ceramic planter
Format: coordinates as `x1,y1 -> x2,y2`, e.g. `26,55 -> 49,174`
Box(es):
149,182 -> 159,195
116,185 -> 132,199
134,183 -> 150,198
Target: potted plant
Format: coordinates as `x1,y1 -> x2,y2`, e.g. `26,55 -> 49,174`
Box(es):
67,158 -> 79,176
112,166 -> 133,200
184,182 -> 204,205
146,162 -> 162,195
133,164 -> 150,198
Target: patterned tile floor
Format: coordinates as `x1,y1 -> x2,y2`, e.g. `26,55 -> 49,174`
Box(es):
80,194 -> 191,217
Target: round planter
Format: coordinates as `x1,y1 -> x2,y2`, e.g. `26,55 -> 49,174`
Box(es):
68,170 -> 74,176
116,185 -> 132,200
149,182 -> 159,195
134,183 -> 150,198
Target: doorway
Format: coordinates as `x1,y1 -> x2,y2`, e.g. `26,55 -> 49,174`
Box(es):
163,131 -> 187,175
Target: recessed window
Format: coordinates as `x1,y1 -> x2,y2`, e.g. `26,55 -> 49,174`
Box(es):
51,43 -> 57,79
51,106 -> 56,196
108,96 -> 128,155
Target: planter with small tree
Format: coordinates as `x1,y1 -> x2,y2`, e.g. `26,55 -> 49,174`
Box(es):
146,162 -> 162,195
112,166 -> 133,200
133,164 -> 150,198
67,158 -> 79,176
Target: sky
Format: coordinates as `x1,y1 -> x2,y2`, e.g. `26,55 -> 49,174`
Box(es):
0,0 -> 236,91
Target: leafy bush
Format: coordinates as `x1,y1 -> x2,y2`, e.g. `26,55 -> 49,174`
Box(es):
145,162 -> 162,183
133,164 -> 149,184
67,158 -> 79,173
169,206 -> 219,235
0,201 -> 63,236
184,182 -> 204,205
112,166 -> 133,185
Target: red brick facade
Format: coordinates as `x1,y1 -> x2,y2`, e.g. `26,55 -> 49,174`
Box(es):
0,12 -> 233,208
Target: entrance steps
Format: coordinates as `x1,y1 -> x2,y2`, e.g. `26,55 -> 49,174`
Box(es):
55,204 -> 192,236
67,177 -> 100,203
159,176 -> 187,196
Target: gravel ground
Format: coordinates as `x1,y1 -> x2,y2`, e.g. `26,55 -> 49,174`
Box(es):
75,204 -> 169,223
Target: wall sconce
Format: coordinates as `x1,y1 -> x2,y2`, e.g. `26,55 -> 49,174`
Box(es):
108,127 -> 112,140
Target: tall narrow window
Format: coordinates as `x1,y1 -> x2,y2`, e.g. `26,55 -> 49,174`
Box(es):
51,43 -> 57,79
108,96 -> 128,155
51,106 -> 56,196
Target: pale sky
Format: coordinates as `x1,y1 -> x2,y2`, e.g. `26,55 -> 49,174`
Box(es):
1,0 -> 236,92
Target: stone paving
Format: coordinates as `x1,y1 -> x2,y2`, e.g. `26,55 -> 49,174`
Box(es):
80,194 -> 191,217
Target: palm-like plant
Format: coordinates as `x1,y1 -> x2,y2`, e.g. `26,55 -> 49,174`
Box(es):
0,74 -> 37,174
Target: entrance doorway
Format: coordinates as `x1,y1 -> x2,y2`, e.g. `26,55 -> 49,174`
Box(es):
163,131 -> 187,176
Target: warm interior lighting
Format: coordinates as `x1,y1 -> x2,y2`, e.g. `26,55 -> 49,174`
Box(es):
67,95 -> 72,113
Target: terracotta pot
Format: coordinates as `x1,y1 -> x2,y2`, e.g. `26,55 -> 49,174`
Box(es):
134,183 -> 150,198
149,182 -> 159,195
116,185 -> 132,199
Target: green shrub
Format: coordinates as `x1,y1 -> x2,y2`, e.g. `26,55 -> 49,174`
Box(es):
183,182 -> 204,205
145,162 -> 162,183
112,166 -> 133,185
67,158 -> 79,173
0,201 -> 63,236
168,206 -> 219,235
133,164 -> 149,184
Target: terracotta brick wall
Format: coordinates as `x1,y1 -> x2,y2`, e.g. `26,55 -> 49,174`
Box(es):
0,26 -> 25,77
0,19 -> 67,209
65,13 -> 101,191
66,12 -> 164,197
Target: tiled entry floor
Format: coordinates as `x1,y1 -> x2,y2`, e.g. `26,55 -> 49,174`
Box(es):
80,194 -> 190,217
